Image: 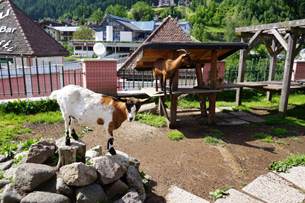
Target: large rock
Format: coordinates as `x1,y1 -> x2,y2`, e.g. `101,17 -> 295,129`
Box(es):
115,191 -> 143,203
126,166 -> 145,201
215,189 -> 262,203
1,184 -> 23,203
106,151 -> 140,169
0,160 -> 13,171
56,137 -> 86,163
56,178 -> 74,199
26,140 -> 57,164
93,156 -> 127,185
14,163 -> 56,192
76,183 -> 108,203
0,179 -> 10,189
166,186 -> 209,203
4,166 -> 17,180
85,145 -> 102,160
21,191 -> 70,203
105,180 -> 129,200
59,162 -> 97,187
0,155 -> 8,163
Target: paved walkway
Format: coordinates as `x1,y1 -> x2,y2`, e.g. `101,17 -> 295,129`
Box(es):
166,166 -> 305,203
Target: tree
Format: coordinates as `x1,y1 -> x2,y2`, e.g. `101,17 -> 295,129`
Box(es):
105,4 -> 128,18
158,7 -> 182,19
130,1 -> 154,21
90,8 -> 104,24
73,26 -> 94,40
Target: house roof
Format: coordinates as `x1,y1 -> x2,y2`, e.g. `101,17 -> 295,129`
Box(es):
119,16 -> 192,70
47,26 -> 79,32
0,0 -> 68,57
96,14 -> 155,32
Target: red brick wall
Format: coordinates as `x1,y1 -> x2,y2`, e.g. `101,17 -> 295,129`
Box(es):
82,60 -> 117,96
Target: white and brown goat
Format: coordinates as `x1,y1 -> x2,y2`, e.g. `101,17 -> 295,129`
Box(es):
50,85 -> 147,155
153,49 -> 191,95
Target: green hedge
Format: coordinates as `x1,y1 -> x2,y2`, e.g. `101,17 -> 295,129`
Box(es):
0,99 -> 59,115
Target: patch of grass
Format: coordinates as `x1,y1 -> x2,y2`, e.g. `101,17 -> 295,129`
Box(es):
271,128 -> 288,138
253,132 -> 274,143
167,130 -> 184,141
203,129 -> 224,145
269,154 -> 305,172
136,113 -> 167,128
20,139 -> 39,151
0,170 -> 4,180
27,112 -> 62,124
209,187 -> 230,201
265,116 -> 305,128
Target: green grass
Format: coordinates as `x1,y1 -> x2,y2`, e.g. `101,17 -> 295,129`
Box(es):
271,128 -> 288,137
167,130 -> 184,141
203,129 -> 224,145
136,113 -> 167,128
0,111 -> 62,155
0,170 -> 4,180
209,187 -> 230,201
253,132 -> 274,143
270,154 -> 305,172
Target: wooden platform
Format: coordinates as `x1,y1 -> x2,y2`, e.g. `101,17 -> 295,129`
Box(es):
236,81 -> 305,91
140,87 -> 222,97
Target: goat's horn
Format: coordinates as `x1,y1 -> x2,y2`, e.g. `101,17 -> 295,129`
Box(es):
177,49 -> 188,54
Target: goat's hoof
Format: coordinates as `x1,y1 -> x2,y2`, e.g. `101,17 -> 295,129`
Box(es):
65,138 -> 71,146
109,147 -> 117,155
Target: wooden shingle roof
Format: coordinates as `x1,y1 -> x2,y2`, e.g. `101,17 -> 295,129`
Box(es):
0,0 -> 68,57
120,16 -> 192,70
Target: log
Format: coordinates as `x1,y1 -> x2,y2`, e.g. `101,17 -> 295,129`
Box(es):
57,146 -> 77,168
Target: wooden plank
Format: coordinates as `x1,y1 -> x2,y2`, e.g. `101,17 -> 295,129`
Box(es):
236,37 -> 248,105
279,33 -> 297,114
236,82 -> 268,88
198,94 -> 207,117
271,29 -> 288,51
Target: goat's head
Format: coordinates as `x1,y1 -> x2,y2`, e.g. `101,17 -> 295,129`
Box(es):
118,97 -> 149,121
177,49 -> 192,67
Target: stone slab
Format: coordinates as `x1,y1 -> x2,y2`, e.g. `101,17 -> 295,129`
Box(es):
278,166 -> 305,191
166,186 -> 209,203
215,189 -> 263,203
243,172 -> 305,203
218,118 -> 249,126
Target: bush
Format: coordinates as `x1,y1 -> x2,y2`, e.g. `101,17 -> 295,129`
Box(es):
0,99 -> 59,115
167,130 -> 184,141
270,154 -> 305,172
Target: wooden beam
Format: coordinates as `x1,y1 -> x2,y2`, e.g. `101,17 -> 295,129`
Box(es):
236,18 -> 305,33
266,45 -> 277,101
195,63 -> 204,87
248,30 -> 262,49
209,50 -> 218,89
279,33 -> 297,114
271,29 -> 288,51
236,37 -> 248,106
169,95 -> 178,129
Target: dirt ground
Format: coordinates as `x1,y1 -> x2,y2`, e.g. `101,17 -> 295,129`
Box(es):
22,112 -> 305,202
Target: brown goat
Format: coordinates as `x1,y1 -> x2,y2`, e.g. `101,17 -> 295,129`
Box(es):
153,49 -> 191,95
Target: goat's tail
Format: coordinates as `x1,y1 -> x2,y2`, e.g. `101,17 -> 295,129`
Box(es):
49,89 -> 59,100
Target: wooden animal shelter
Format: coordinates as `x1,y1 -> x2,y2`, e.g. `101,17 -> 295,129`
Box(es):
127,41 -> 247,127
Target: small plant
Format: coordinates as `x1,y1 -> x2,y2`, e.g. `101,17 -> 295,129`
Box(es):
20,139 -> 39,151
167,130 -> 184,141
271,128 -> 288,137
203,129 -> 224,145
0,170 -> 4,180
209,187 -> 229,201
86,159 -> 93,166
269,154 -> 305,172
13,154 -> 24,165
253,132 -> 274,143
136,113 -> 167,128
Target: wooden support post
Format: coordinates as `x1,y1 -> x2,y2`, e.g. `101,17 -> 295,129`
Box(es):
169,95 -> 178,129
207,51 -> 218,124
279,33 -> 297,114
236,37 -> 248,106
208,93 -> 217,124
195,63 -> 204,87
158,97 -> 165,116
266,54 -> 277,101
